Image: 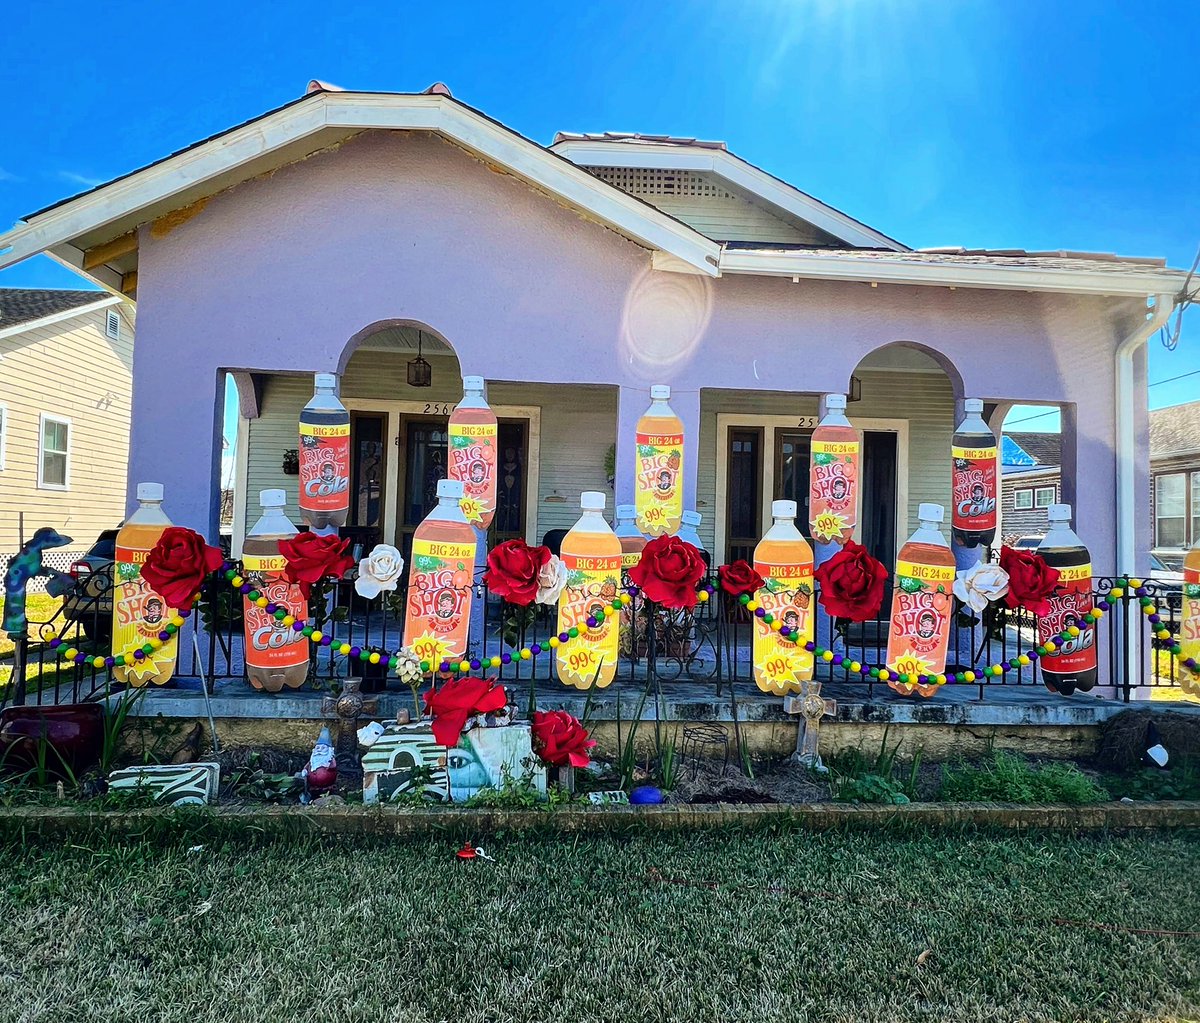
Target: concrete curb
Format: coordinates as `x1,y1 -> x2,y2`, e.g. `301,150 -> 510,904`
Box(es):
2,800 -> 1198,838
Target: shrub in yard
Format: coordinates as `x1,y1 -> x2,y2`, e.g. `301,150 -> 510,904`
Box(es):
1104,758 -> 1200,802
940,751 -> 1109,805
829,729 -> 922,805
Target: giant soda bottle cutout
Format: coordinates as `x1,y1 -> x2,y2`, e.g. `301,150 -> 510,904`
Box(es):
634,385 -> 684,537
448,375 -> 498,530
298,373 -> 350,531
752,500 -> 814,695
1180,536 -> 1200,696
243,489 -> 309,691
403,479 -> 476,670
557,492 -> 622,689
886,504 -> 955,697
951,398 -> 998,548
809,394 -> 860,545
112,482 -> 178,686
1037,504 -> 1097,696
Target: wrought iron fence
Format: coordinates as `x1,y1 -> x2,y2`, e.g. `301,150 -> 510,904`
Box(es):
0,559 -> 1188,709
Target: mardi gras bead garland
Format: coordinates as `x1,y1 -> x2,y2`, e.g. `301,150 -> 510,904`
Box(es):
48,566 -> 1198,686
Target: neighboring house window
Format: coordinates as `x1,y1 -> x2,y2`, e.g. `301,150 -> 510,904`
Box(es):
1194,473 -> 1200,546
1154,471 -> 1200,549
1014,489 -> 1033,510
0,404 -> 6,471
1034,486 -> 1055,508
106,309 -> 121,340
38,414 -> 70,490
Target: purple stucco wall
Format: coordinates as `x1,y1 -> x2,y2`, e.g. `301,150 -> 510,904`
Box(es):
130,130 -> 1148,573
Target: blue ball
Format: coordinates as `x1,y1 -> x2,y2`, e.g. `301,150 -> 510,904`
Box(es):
630,785 -> 664,805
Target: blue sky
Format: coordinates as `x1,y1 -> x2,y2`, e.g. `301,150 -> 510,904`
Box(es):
1,0 -> 1196,444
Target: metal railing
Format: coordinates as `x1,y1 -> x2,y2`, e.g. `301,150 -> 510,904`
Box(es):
1,561 -> 1189,708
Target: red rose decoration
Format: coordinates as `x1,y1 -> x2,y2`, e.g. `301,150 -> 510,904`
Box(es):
484,539 -> 552,606
998,546 -> 1061,617
423,677 -> 508,748
140,527 -> 224,611
718,559 -> 764,600
814,541 -> 888,622
629,535 -> 707,610
278,532 -> 355,599
530,710 -> 596,768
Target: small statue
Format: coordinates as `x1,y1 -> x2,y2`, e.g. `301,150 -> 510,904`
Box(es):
299,726 -> 338,802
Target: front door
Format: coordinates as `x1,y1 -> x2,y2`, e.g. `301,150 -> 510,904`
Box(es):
397,416 -> 450,558
395,414 -> 530,559
723,423 -> 899,565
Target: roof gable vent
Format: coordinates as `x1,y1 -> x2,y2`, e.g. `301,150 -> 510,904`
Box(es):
105,309 -> 121,340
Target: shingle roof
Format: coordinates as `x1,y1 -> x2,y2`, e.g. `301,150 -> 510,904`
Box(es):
0,288 -> 105,330
1150,400 -> 1200,459
722,245 -> 1172,275
1005,432 -> 1062,467
553,131 -> 728,151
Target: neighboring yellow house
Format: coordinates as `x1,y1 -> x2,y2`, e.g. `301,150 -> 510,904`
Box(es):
0,288 -> 135,562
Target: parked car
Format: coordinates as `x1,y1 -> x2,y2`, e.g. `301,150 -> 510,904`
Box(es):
61,529 -> 118,643
1149,552 -> 1183,613
1012,535 -> 1043,549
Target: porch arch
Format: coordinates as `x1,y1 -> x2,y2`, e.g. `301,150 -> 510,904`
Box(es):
846,340 -> 966,404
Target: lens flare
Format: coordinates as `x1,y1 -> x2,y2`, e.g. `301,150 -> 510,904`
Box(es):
620,268 -> 712,376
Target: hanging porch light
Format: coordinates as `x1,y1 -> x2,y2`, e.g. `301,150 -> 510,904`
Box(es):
407,330 -> 433,388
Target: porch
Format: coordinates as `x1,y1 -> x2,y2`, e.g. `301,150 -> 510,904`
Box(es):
228,325 -> 1053,568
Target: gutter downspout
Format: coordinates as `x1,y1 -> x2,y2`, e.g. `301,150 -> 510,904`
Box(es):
1115,293 -> 1174,572
1115,292 -> 1174,691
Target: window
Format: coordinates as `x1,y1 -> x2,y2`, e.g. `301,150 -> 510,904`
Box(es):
105,309 -> 121,340
1154,471 -> 1200,549
0,404 -> 6,470
38,415 -> 70,489
1193,473 -> 1200,547
1014,489 -> 1033,510
1034,486 -> 1056,508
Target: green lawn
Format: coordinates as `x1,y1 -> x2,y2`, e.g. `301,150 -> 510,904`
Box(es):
0,827 -> 1195,1022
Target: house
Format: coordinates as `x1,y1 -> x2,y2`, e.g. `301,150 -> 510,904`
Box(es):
0,82 -> 1190,581
999,432 -> 1062,545
1150,399 -> 1200,567
0,288 -> 134,560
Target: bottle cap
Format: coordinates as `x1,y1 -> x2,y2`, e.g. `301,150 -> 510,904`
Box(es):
314,373 -> 337,391
437,479 -> 465,500
260,488 -> 287,508
650,385 -> 671,401
616,504 -> 636,519
581,491 -> 607,511
772,500 -> 797,519
964,398 -> 984,414
1047,503 -> 1072,522
682,510 -> 702,527
824,393 -> 847,411
918,503 -> 944,523
136,482 -> 164,502
462,375 -> 486,393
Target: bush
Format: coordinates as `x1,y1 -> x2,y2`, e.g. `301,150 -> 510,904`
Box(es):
1104,758 -> 1200,802
829,729 -> 921,805
940,751 -> 1109,805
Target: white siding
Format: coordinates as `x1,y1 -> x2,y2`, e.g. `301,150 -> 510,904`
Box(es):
0,306 -> 133,555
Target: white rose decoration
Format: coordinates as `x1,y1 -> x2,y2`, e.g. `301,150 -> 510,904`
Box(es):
953,561 -> 1010,614
535,555 -> 568,607
354,543 -> 405,599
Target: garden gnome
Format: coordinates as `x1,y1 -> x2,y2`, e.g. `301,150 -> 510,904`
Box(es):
300,726 -> 338,800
